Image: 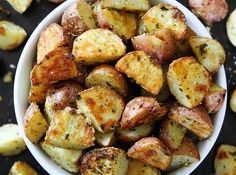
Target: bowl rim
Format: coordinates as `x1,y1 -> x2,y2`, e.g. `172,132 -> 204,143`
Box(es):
14,0 -> 227,175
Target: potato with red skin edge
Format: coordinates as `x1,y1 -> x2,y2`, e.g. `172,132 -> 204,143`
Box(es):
127,137 -> 172,171
168,103 -> 213,139
48,0 -> 64,3
189,0 -> 228,25
203,84 -> 226,114
132,29 -> 175,64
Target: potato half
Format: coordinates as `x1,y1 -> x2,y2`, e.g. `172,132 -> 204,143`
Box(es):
9,161 -> 39,175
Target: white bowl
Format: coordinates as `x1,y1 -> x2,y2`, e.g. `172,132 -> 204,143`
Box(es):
14,0 -> 227,174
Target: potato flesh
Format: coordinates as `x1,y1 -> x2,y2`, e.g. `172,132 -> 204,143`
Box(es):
9,161 -> 39,175
95,131 -> 115,147
6,0 -> 32,14
230,89 -> 236,113
227,9 -> 236,47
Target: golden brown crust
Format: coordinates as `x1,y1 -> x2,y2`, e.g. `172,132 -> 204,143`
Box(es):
9,161 -> 39,175
28,83 -> 50,103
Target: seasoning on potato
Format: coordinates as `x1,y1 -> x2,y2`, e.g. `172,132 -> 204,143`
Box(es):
227,9 -> 236,47
230,89 -> 236,113
6,0 -> 32,14
9,161 -> 39,175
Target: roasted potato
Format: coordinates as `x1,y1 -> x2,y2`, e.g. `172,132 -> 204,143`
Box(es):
24,103 -> 49,144
97,8 -> 137,40
9,161 -> 39,175
120,97 -> 167,129
139,3 -> 187,40
85,64 -> 128,96
45,107 -> 95,149
80,147 -> 128,175
0,20 -> 27,50
28,84 -> 50,104
127,137 -> 172,171
214,144 -> 236,175
77,86 -> 125,133
116,51 -> 164,95
167,57 -> 212,109
167,138 -> 200,172
31,48 -> 79,86
48,0 -> 65,4
168,103 -> 213,139
189,0 -> 228,25
72,29 -> 126,65
117,124 -> 153,143
102,0 -> 150,12
203,83 -> 226,114
230,89 -> 236,113
40,141 -> 83,173
95,131 -> 115,147
227,9 -> 236,47
189,36 -> 226,74
127,158 -> 161,175
132,29 -> 175,64
6,0 -> 32,14
0,124 -> 26,156
159,119 -> 187,151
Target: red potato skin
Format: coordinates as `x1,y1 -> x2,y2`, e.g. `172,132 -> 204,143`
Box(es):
48,0 -> 65,3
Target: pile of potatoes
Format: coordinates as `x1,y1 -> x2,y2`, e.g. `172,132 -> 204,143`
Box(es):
23,0 -> 227,174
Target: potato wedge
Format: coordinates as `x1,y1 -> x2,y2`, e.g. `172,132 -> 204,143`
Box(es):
45,107 -> 95,149
227,9 -> 236,47
230,89 -> 236,113
214,144 -> 236,175
160,119 -> 187,151
167,57 -> 212,109
6,0 -> 32,14
132,30 -> 175,64
120,97 -> 167,129
80,147 -> 128,175
189,36 -> 226,74
102,0 -> 150,12
40,141 -> 83,173
85,64 -> 128,96
117,124 -> 153,143
97,8 -> 137,40
127,158 -> 161,175
95,131 -> 115,147
9,161 -> 39,175
77,86 -> 125,133
0,124 -> 26,156
0,21 -> 27,50
116,51 -> 164,95
140,3 -> 187,40
72,29 -> 126,65
167,138 -> 200,172
24,103 -> 49,144
128,137 -> 172,171
31,48 -> 79,86
28,84 -> 50,104
168,103 -> 213,139
203,83 -> 226,114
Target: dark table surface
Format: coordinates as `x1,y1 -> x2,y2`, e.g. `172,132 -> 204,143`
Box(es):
0,0 -> 236,174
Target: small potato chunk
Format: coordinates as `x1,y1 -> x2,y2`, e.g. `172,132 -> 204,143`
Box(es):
116,51 -> 164,95
214,144 -> 236,175
167,57 -> 212,109
9,161 -> 39,175
128,137 -> 172,171
6,0 -> 32,14
77,86 -> 125,133
132,30 -> 175,64
85,64 -> 128,96
203,84 -> 226,114
227,9 -> 236,47
72,29 -> 126,65
117,124 -> 153,143
189,36 -> 226,74
102,0 -> 150,12
97,8 -> 137,40
40,141 -> 82,173
127,158 -> 161,175
45,107 -> 95,149
120,97 -> 167,129
28,84 -> 50,104
0,124 -> 26,156
31,48 -> 79,86
48,0 -> 65,4
80,147 -> 128,175
95,131 -> 115,147
140,3 -> 187,40
230,89 -> 236,113
189,0 -> 228,25
160,119 -> 187,151
168,103 -> 213,139
24,103 -> 49,144
167,138 -> 200,172
0,21 -> 27,50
